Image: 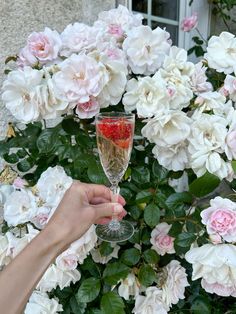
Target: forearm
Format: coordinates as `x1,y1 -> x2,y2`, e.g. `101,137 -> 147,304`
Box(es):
0,225 -> 66,314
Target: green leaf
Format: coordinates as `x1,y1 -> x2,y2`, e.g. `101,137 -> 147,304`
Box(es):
232,160 -> 236,173
191,296 -> 211,314
16,149 -> 27,158
3,153 -> 18,164
103,262 -> 130,285
132,166 -> 150,184
101,292 -> 125,314
80,256 -> 101,278
189,172 -> 220,197
121,248 -> 141,266
166,192 -> 193,208
138,264 -> 156,287
176,232 -> 196,247
87,162 -> 109,185
120,187 -> 133,202
70,295 -> 87,314
76,278 -> 101,303
36,129 -> 56,153
128,205 -> 142,220
168,222 -> 183,237
62,118 -> 81,135
135,190 -> 153,203
144,203 -> 160,227
143,249 -> 159,264
152,160 -> 169,181
99,242 -> 114,256
17,159 -> 32,172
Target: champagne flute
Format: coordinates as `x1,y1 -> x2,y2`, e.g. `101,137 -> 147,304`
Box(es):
95,112 -> 135,242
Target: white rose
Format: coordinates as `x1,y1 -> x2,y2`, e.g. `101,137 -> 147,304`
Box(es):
94,5 -> 143,42
153,142 -> 190,171
168,172 -> 189,193
190,61 -> 213,94
118,273 -> 140,300
31,206 -> 52,229
4,189 -> 37,226
157,68 -> 193,110
52,54 -> 104,103
0,184 -> 14,206
188,112 -> 227,153
36,69 -> 69,119
133,287 -> 168,314
37,264 -> 81,292
190,150 -> 229,179
56,249 -> 78,271
224,74 -> 236,101
205,32 -> 236,74
70,225 -> 97,264
89,49 -> 127,108
194,91 -> 226,115
185,244 -> 236,297
123,76 -> 169,117
25,290 -> 63,314
142,111 -> 191,146
161,260 -> 189,308
6,225 -> 39,258
163,46 -> 195,76
2,67 -> 43,123
37,166 -> 72,207
91,243 -> 120,264
60,23 -> 97,57
123,25 -> 170,75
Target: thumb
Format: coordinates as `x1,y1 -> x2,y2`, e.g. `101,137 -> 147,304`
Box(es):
93,202 -> 124,219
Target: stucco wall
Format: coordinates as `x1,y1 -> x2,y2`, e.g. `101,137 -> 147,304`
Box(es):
0,0 -> 116,139
211,7 -> 236,35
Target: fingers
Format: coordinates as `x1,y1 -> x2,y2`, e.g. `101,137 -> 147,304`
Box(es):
96,209 -> 127,224
90,195 -> 126,206
84,183 -> 126,205
93,202 -> 124,220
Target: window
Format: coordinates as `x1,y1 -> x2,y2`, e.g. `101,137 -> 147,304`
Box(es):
128,0 -> 211,53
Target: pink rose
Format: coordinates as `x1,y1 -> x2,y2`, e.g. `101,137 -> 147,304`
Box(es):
201,196 -> 236,242
17,46 -> 37,67
75,97 -> 100,119
13,177 -> 27,189
108,24 -> 124,38
150,222 -> 175,256
25,27 -> 61,63
181,13 -> 198,32
56,250 -> 78,271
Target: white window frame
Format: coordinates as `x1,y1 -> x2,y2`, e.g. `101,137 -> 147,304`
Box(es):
127,0 -> 211,57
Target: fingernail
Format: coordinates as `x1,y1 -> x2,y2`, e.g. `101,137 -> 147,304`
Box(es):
114,204 -> 123,213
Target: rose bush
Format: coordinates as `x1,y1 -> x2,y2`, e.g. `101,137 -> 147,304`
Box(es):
2,4 -> 236,313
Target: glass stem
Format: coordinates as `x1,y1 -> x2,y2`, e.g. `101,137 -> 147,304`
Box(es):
109,185 -> 121,231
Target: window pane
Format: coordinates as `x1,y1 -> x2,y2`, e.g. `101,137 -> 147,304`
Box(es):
132,0 -> 148,13
152,21 -> 178,45
152,0 -> 179,21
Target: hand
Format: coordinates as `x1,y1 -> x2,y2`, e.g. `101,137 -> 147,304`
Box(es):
46,181 -> 126,250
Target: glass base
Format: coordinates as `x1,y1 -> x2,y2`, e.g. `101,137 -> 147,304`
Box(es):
96,221 -> 134,242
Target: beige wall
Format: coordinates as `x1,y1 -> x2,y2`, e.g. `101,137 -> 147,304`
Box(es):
211,7 -> 236,36
0,0 -> 116,139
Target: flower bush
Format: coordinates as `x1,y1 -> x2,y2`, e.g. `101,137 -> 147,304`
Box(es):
2,4 -> 236,313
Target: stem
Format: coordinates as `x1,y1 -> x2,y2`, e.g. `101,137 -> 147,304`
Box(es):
161,216 -> 202,230
195,27 -> 207,44
109,185 -> 121,231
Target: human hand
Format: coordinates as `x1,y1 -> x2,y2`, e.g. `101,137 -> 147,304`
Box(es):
46,181 -> 126,250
